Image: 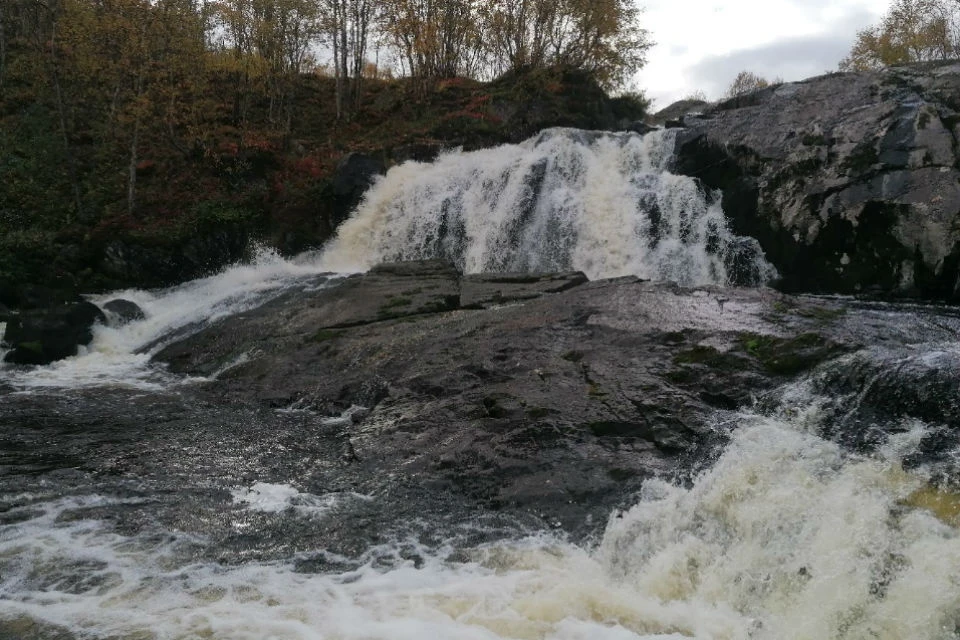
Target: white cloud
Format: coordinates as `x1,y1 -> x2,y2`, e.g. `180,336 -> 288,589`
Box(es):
634,0 -> 892,108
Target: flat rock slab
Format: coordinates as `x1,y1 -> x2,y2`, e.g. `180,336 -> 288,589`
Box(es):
461,272 -> 589,308
152,261 -> 960,535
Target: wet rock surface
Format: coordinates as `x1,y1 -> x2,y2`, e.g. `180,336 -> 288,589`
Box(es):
1,301 -> 106,365
148,262 -> 959,542
673,62 -> 960,301
5,262 -> 960,562
102,299 -> 146,326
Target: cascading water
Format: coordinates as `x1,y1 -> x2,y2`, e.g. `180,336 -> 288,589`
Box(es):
2,374 -> 958,639
0,248 -> 339,389
320,128 -> 776,287
1,129 -> 958,640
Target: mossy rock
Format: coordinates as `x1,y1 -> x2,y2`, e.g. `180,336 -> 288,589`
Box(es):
738,332 -> 842,376
673,345 -> 748,371
313,329 -> 344,343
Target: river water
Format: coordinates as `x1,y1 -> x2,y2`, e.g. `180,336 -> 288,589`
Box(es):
1,129 -> 958,639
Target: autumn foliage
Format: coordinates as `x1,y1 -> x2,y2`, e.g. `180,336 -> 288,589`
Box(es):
840,0 -> 960,71
0,0 -> 650,291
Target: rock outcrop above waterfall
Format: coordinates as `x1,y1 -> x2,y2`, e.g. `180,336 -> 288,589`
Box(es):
673,61 -> 960,301
150,261 -> 960,537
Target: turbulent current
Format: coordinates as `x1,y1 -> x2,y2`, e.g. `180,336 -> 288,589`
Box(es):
2,128 -> 959,639
321,128 -> 776,286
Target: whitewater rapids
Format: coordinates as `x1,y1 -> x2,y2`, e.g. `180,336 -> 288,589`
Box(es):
2,398 -> 958,639
1,127 -> 958,639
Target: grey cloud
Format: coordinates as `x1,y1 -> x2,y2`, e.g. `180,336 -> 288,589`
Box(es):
686,9 -> 875,99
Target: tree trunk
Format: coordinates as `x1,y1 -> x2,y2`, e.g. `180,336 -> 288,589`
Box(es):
49,21 -> 84,223
0,2 -> 7,93
127,116 -> 140,216
128,70 -> 144,217
332,0 -> 344,120
339,0 -> 348,117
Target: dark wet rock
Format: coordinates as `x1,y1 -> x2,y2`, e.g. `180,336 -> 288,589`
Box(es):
7,265 -> 960,559
673,62 -> 960,301
3,301 -> 106,365
460,272 -> 589,308
0,284 -> 83,311
0,279 -> 17,308
776,328 -> 960,467
153,262 -> 874,534
332,153 -> 387,226
102,299 -> 146,326
649,99 -> 709,126
389,143 -> 443,164
724,237 -> 776,287
623,121 -> 657,135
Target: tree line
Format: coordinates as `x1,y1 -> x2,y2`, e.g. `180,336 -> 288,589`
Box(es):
0,0 -> 649,220
841,0 -> 960,70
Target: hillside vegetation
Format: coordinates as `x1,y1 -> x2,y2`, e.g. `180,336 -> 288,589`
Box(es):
0,0 -> 649,296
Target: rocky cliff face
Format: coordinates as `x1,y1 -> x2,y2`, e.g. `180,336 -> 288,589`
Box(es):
674,61 -> 960,301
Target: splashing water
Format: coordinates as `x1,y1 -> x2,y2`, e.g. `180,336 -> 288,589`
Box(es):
1,388 -> 958,640
1,128 -> 776,390
0,129 -> 954,639
0,248 -> 340,390
320,128 -> 776,286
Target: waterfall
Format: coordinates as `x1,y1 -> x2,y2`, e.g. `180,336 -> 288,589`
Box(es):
321,128 -> 776,287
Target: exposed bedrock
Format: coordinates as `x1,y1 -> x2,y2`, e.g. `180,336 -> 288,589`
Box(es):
153,261 -> 960,536
673,61 -> 960,301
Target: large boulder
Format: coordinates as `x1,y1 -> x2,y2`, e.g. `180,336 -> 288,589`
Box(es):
6,264 -> 960,557
2,301 -> 106,365
648,98 -> 709,126
674,61 -> 960,301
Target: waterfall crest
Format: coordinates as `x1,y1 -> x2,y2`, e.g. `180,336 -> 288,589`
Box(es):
321,128 -> 776,286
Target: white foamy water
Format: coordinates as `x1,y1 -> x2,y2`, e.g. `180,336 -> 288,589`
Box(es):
0,248 -> 340,390
2,404 -> 957,640
0,128 -> 954,638
320,128 -> 776,286
232,482 -> 372,517
2,127 -> 775,390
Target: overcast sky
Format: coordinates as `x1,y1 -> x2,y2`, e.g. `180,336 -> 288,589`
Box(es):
635,0 -> 893,109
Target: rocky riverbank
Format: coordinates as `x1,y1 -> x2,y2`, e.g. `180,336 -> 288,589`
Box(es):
674,61 -> 960,301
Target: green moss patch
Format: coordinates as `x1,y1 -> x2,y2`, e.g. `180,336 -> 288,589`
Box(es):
312,329 -> 344,343
673,345 -> 746,371
738,332 -> 839,376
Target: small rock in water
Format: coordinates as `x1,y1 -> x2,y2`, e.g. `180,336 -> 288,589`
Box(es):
102,299 -> 146,326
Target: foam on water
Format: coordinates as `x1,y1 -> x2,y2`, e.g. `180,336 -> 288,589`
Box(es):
0,128 -> 954,637
231,482 -> 372,517
2,400 -> 957,640
320,128 -> 776,286
0,248 -> 340,390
